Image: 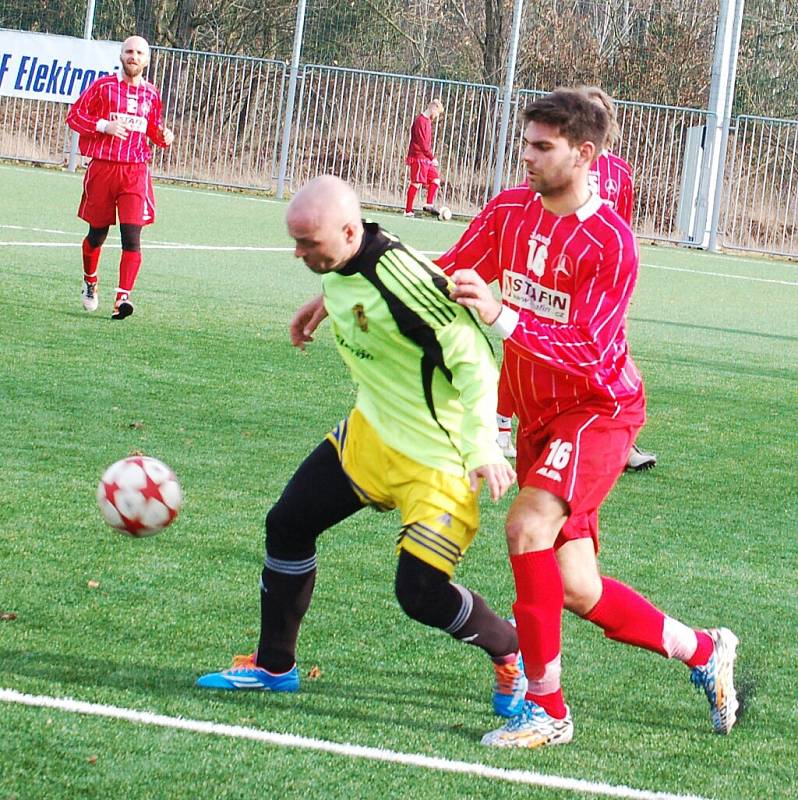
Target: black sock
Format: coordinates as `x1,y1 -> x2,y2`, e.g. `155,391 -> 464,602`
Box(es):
256,558 -> 316,673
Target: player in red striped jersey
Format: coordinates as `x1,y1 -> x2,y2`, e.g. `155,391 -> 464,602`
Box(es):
582,85 -> 656,471
443,89 -> 738,747
66,35 -> 174,320
404,99 -> 444,217
496,87 -> 657,471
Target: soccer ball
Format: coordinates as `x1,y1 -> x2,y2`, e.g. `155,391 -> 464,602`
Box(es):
97,456 -> 182,537
438,206 -> 452,221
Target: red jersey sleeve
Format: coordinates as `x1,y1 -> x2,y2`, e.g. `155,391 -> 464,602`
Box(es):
505,220 -> 638,381
615,164 -> 634,226
145,93 -> 168,148
66,82 -> 104,136
435,196 -> 501,282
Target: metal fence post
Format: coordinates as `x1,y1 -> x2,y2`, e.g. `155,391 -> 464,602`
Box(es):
275,0 -> 307,199
708,0 -> 745,252
66,0 -> 97,171
694,0 -> 736,248
491,0 -> 524,198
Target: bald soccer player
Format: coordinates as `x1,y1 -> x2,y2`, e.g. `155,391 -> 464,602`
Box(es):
196,176 -> 528,719
67,35 -> 174,319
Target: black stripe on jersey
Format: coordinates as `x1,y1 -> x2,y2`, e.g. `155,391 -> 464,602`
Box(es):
381,248 -> 456,327
345,222 -> 494,461
359,261 -> 457,444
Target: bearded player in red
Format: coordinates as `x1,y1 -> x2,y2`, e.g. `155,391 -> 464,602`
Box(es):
442,89 -> 739,748
66,35 -> 174,320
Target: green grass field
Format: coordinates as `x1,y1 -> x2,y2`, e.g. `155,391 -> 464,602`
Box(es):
1,162 -> 796,800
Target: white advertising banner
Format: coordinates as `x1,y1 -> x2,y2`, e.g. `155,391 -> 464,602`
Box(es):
0,30 -> 122,103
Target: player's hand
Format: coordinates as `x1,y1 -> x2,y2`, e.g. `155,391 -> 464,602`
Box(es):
469,463 -> 517,501
432,158 -> 439,167
162,126 -> 175,146
450,269 -> 502,324
290,294 -> 328,350
105,120 -> 129,140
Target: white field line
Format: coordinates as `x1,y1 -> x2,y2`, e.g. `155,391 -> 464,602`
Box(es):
2,235 -> 798,287
0,688 -> 710,800
2,164 -> 798,266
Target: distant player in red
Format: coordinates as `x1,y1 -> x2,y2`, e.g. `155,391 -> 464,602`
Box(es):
66,35 -> 174,320
404,98 -> 444,217
441,89 -> 739,748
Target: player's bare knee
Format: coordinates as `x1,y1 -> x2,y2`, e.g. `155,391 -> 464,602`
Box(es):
504,513 -> 554,553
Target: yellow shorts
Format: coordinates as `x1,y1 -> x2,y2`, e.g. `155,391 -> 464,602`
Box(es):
326,408 -> 480,577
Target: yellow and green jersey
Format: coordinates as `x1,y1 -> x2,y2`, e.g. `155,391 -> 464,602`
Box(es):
322,222 -> 503,477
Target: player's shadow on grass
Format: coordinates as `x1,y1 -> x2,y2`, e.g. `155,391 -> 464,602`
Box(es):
0,647 -> 493,742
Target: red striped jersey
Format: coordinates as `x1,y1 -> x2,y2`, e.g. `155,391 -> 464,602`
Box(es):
589,151 -> 634,225
66,75 -> 167,163
437,184 -> 644,430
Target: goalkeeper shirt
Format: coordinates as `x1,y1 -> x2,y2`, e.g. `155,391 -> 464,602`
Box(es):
322,222 -> 503,477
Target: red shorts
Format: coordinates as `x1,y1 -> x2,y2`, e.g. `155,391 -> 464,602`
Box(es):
406,157 -> 440,186
516,394 -> 645,551
78,160 -> 156,227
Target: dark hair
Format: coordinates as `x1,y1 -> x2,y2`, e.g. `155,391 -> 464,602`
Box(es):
522,88 -> 609,151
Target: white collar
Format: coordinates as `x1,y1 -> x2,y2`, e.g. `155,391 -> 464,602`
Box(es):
575,192 -> 603,222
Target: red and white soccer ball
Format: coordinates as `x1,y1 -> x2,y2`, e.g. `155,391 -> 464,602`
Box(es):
97,456 -> 182,537
438,206 -> 452,221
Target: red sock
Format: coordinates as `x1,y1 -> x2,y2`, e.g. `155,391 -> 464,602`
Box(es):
82,238 -> 101,282
118,250 -> 142,297
497,368 -> 514,420
583,577 -> 667,655
426,182 -> 439,206
511,549 -> 567,719
585,577 -> 716,667
405,185 -> 418,213
686,631 -> 714,668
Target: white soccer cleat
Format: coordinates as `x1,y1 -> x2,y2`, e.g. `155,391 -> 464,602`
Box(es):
81,280 -> 99,312
497,431 -> 517,458
625,443 -> 656,471
482,700 -> 573,749
690,627 -> 739,734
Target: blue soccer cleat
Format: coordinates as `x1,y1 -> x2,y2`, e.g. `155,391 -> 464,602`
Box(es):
492,650 -> 527,717
690,627 -> 739,734
482,699 -> 573,749
195,653 -> 300,692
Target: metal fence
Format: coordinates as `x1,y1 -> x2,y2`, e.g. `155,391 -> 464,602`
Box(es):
289,66 -> 500,214
148,48 -> 286,190
720,115 -> 798,257
1,43 -> 798,258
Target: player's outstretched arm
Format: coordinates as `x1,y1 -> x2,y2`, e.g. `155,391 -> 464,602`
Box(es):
290,294 -> 328,350
469,463 -> 516,502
